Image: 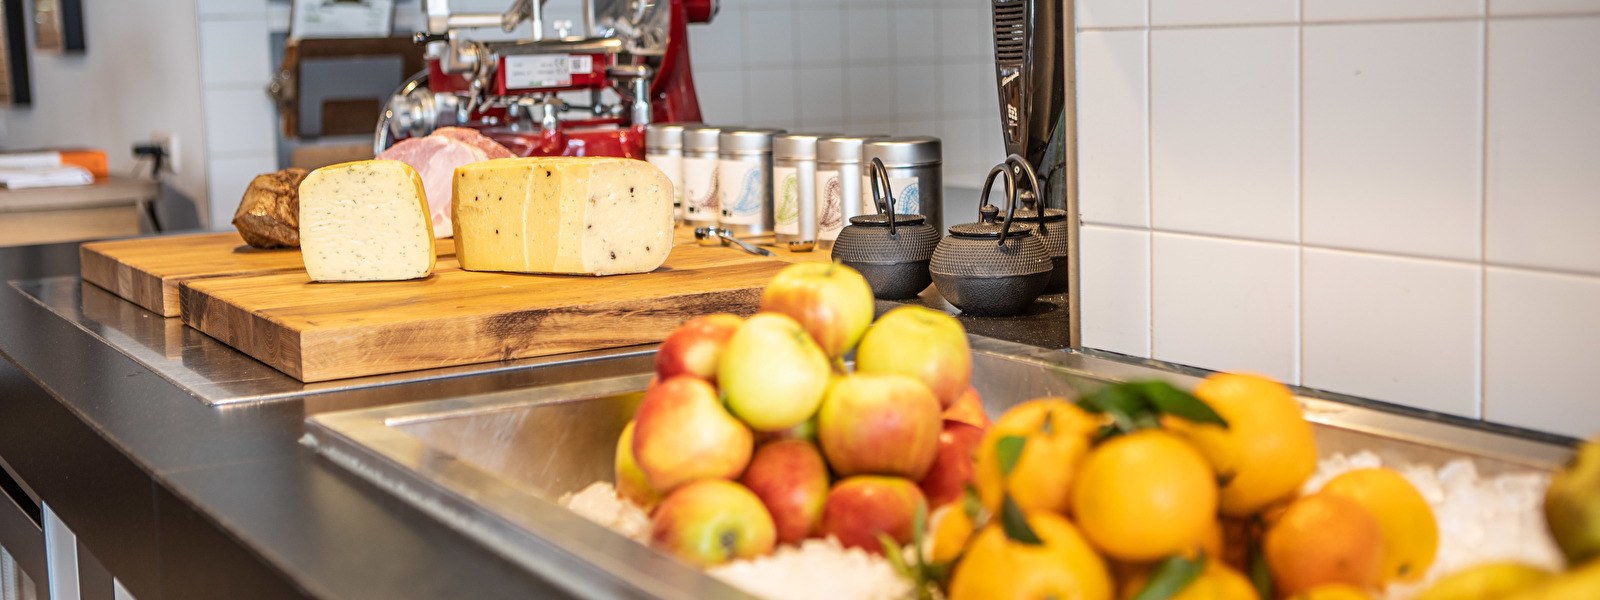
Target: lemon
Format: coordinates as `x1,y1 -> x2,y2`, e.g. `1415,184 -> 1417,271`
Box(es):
1416,562 -> 1552,600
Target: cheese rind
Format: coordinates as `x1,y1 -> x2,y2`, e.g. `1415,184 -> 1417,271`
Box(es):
298,160 -> 436,282
453,157 -> 674,276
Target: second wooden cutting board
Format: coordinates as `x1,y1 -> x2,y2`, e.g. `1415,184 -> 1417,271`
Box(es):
179,244 -> 786,382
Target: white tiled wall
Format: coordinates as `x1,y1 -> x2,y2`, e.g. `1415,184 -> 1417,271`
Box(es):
691,0 -> 1003,187
197,0 -> 278,229
1075,5 -> 1600,438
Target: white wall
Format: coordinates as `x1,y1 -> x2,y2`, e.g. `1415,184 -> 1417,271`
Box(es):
1074,1 -> 1600,438
688,0 -> 1004,188
0,0 -> 210,215
196,0 -> 278,230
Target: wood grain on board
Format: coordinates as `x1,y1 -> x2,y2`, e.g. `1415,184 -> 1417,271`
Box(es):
79,232 -> 455,317
179,243 -> 785,382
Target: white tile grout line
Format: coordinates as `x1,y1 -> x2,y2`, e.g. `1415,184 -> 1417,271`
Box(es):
1145,0 -> 1155,359
1077,10 -> 1600,32
1479,13 -> 1491,419
1297,0 -> 1307,387
1081,220 -> 1600,280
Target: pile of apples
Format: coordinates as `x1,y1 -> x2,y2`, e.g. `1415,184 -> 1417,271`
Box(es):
614,262 -> 990,567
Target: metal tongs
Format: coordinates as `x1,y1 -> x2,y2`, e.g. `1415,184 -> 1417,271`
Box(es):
693,227 -> 775,257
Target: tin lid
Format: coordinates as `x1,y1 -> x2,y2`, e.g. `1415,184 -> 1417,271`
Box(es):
816,135 -> 888,163
773,133 -> 841,160
864,136 -> 942,167
682,125 -> 724,151
646,123 -> 694,149
1014,191 -> 1067,222
718,128 -> 785,154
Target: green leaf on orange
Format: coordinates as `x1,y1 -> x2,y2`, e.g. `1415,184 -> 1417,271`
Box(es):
995,435 -> 1027,478
1136,380 -> 1228,428
1130,553 -> 1205,600
1249,536 -> 1274,600
1079,385 -> 1146,432
879,533 -> 913,578
999,495 -> 1043,545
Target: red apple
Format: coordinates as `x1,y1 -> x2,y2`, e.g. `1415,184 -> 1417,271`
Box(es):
759,262 -> 875,358
720,313 -> 833,432
740,439 -> 831,544
856,306 -> 972,409
819,476 -> 927,553
917,420 -> 985,509
817,372 -> 943,480
943,386 -> 990,429
614,420 -> 662,508
754,414 -> 819,445
633,376 -> 753,493
651,479 -> 777,567
654,313 -> 743,383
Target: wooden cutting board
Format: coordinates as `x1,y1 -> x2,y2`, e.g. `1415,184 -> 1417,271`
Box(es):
179,244 -> 785,382
80,232 -> 454,317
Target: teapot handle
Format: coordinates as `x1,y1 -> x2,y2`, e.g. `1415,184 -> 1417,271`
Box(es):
978,163 -> 1020,246
1005,154 -> 1046,237
868,157 -> 899,237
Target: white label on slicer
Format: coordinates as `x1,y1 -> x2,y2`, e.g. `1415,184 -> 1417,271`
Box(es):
504,55 -> 572,88
647,154 -> 684,217
816,169 -> 845,241
568,55 -> 594,75
774,166 -> 801,235
681,157 -> 719,223
861,175 -> 921,215
718,160 -> 765,226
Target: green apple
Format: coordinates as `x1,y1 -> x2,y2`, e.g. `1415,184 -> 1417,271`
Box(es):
819,475 -> 927,553
632,376 -> 753,493
759,262 -> 875,358
651,479 -> 777,567
719,313 -> 833,432
817,372 -> 943,480
613,420 -> 661,508
856,305 -> 972,408
740,439 -> 831,544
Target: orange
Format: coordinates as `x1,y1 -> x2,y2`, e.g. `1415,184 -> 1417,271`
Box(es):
1071,429 -> 1218,562
949,510 -> 1113,600
1288,584 -> 1371,600
1264,493 -> 1383,596
973,398 -> 1100,514
1321,468 -> 1439,582
928,503 -> 975,565
1167,372 -> 1318,518
1117,560 -> 1257,600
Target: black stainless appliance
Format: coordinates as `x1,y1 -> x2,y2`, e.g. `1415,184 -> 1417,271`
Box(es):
990,0 -> 1066,211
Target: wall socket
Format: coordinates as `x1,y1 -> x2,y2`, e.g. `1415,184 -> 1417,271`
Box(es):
151,132 -> 180,174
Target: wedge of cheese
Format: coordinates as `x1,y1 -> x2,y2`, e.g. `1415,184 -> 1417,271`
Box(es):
453,157 -> 674,276
298,160 -> 437,282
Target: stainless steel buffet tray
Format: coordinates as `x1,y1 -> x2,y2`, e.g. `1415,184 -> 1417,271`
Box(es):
8,276 -> 655,406
304,336 -> 1574,600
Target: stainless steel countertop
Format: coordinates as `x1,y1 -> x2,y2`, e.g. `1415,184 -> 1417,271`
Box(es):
0,235 -> 1573,600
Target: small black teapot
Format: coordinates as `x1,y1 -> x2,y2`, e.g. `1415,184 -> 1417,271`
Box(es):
1004,154 -> 1069,294
929,163 -> 1052,316
831,158 -> 942,299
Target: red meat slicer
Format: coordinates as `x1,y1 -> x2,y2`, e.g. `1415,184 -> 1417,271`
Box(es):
375,0 -> 715,159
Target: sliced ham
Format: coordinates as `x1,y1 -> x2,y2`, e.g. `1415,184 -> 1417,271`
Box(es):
378,127 -> 515,238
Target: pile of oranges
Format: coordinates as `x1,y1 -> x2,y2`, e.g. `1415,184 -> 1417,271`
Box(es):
923,372 -> 1440,600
